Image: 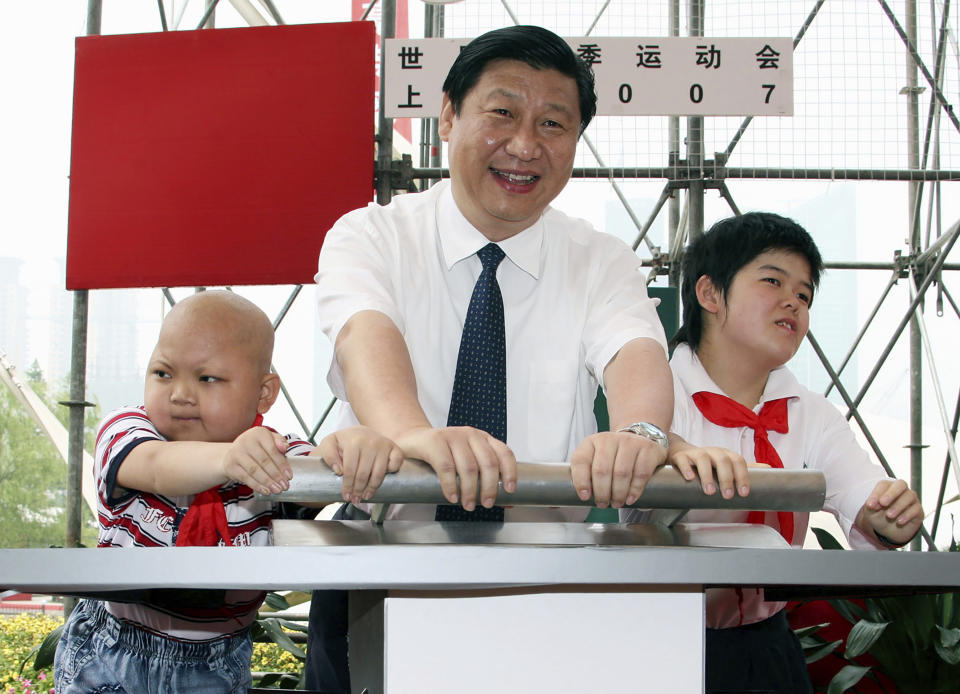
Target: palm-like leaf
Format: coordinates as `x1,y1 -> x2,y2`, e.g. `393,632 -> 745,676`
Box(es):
826,664 -> 871,694
844,619 -> 890,658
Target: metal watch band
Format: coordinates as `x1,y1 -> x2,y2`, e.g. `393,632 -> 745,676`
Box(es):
617,422 -> 669,451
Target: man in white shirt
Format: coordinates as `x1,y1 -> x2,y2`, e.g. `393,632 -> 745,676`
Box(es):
307,25 -> 673,691
317,25 -> 672,515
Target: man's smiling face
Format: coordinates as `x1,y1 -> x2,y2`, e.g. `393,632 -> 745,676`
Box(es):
438,59 -> 581,242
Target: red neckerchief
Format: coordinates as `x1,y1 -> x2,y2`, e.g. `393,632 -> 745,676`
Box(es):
691,392 -> 794,544
174,413 -> 264,547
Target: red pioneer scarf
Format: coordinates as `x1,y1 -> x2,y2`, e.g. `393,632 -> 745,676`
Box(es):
175,413 -> 264,547
691,392 -> 794,543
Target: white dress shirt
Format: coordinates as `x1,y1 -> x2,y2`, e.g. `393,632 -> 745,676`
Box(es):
659,343 -> 887,627
315,181 -> 667,521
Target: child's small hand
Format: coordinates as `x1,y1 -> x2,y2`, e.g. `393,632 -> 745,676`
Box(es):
859,479 -> 923,548
669,439 -> 753,499
221,427 -> 292,495
315,426 -> 404,505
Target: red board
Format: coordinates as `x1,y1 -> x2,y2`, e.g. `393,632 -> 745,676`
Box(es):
66,22 -> 375,289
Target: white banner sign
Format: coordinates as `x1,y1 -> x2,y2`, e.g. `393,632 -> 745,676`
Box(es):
384,37 -> 793,118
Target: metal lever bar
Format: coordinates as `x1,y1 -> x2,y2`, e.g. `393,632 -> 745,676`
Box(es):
260,457 -> 826,512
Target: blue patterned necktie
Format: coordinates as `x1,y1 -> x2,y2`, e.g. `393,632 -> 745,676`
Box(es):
435,243 -> 507,522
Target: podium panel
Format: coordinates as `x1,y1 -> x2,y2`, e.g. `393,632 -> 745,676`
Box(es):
350,587 -> 704,694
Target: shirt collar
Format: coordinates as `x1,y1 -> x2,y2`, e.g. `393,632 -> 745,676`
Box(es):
672,343 -> 802,406
437,183 -> 543,279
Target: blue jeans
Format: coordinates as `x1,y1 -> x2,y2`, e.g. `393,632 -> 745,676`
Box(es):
54,599 -> 253,694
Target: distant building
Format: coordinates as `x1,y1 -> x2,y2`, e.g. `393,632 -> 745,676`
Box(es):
4,256 -> 152,412
86,289 -> 149,412
0,258 -> 27,372
787,186 -> 859,403
25,258 -> 72,388
0,257 -> 73,390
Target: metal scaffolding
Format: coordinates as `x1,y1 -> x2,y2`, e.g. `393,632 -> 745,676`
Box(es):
61,0 -> 960,552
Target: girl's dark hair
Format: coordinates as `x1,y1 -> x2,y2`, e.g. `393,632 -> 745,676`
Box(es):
674,212 -> 824,349
442,25 -> 597,135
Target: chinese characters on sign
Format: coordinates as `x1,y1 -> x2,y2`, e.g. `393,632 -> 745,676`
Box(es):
635,44 -> 662,69
384,37 -> 792,118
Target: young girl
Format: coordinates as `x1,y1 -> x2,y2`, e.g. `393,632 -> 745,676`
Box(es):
657,213 -> 922,693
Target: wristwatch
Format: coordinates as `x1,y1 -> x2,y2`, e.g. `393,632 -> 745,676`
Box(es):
617,421 -> 669,451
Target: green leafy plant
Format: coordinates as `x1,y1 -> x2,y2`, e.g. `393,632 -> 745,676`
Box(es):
250,591 -> 309,689
0,371 -> 100,549
794,529 -> 960,693
0,612 -> 61,694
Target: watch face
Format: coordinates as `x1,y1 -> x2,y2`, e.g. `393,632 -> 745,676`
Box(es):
624,422 -> 668,449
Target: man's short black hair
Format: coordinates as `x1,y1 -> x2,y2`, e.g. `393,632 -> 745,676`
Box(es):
674,212 -> 825,349
442,25 -> 597,136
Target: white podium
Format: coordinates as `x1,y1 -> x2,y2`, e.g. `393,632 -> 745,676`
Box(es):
349,586 -> 704,693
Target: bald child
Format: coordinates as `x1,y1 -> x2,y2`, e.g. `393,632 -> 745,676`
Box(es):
55,291 -> 402,694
